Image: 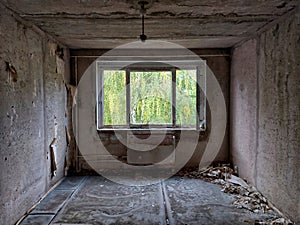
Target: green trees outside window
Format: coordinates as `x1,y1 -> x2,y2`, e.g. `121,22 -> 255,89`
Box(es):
176,70 -> 197,127
102,69 -> 197,127
130,71 -> 172,124
103,70 -> 126,125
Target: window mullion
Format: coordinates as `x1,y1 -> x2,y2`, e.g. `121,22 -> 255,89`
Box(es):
96,65 -> 104,129
172,69 -> 176,127
99,70 -> 104,128
96,65 -> 99,128
196,66 -> 200,130
126,70 -> 130,127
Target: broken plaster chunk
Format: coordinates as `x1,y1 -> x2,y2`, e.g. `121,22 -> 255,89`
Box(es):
66,84 -> 77,107
211,179 -> 226,185
49,42 -> 57,56
65,126 -> 71,146
177,166 -> 292,223
50,138 -> 57,178
5,61 -> 18,83
255,217 -> 294,225
226,174 -> 249,188
56,55 -> 65,75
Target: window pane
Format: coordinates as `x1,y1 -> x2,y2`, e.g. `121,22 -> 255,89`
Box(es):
103,70 -> 126,126
130,71 -> 172,125
176,70 -> 197,127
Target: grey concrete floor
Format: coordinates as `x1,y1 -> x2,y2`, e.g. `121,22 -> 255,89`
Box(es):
20,176 -> 276,225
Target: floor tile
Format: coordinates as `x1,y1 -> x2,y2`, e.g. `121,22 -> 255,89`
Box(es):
31,189 -> 74,214
19,214 -> 54,225
53,176 -> 166,225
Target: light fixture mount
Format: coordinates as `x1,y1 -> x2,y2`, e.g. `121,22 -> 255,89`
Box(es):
138,0 -> 149,42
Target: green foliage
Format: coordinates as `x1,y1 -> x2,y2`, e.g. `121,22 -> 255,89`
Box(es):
176,70 -> 197,126
102,70 -> 197,127
130,71 -> 172,124
103,70 -> 126,125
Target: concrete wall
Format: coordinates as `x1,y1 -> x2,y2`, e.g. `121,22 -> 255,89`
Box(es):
69,49 -> 230,173
230,39 -> 258,185
231,11 -> 300,223
0,4 -> 68,225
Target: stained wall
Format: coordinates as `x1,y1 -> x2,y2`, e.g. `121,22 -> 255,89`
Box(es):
231,10 -> 300,223
69,49 -> 230,173
0,4 -> 69,225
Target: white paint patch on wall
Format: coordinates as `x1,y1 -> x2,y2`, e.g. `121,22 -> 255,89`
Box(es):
33,79 -> 37,97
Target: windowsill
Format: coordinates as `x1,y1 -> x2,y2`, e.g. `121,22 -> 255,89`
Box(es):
97,127 -> 206,132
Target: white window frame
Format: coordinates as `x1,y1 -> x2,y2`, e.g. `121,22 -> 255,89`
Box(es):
96,60 -> 206,131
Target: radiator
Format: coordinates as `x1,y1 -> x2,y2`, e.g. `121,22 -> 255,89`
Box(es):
127,133 -> 176,165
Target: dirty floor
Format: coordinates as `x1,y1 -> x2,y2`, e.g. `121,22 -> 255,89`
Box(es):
19,176 -> 277,225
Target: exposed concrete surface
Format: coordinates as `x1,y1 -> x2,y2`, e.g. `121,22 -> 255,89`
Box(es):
230,39 -> 258,184
19,215 -> 55,225
231,10 -> 300,223
19,176 -> 280,225
0,0 -> 298,48
0,4 -> 68,225
205,56 -> 230,164
0,0 -> 298,224
31,189 -> 73,214
256,10 -> 300,223
164,177 -> 275,225
55,176 -> 85,190
53,176 -> 166,225
69,49 -> 230,172
43,39 -> 68,187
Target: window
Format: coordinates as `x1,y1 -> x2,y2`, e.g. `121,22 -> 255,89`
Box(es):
130,71 -> 172,125
96,62 -> 206,130
102,70 -> 126,126
176,70 -> 197,127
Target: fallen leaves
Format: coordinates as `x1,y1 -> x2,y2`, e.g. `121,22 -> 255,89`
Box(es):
176,165 -> 294,225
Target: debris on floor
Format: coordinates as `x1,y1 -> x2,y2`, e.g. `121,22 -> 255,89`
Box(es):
255,217 -> 294,225
177,165 -> 295,225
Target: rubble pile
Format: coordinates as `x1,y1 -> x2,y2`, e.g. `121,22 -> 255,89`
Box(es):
177,166 -> 294,225
254,217 -> 294,225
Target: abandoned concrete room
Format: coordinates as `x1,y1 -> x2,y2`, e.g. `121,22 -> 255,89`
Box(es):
0,0 -> 299,225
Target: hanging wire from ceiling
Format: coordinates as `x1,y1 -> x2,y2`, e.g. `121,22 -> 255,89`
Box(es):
139,1 -> 148,42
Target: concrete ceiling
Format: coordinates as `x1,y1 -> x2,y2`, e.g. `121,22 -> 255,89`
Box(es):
0,0 -> 298,49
